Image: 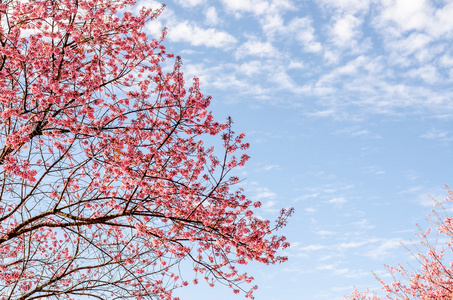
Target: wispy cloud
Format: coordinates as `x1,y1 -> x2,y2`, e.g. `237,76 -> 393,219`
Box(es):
361,165 -> 386,176
365,238 -> 403,260
145,0 -> 453,120
420,128 -> 451,141
260,164 -> 280,171
168,21 -> 237,49
328,197 -> 348,205
318,0 -> 372,15
305,207 -> 317,213
253,188 -> 276,201
285,17 -> 322,52
205,6 -> 220,25
316,230 -> 336,236
220,0 -> 294,18
174,0 -> 205,7
350,219 -> 375,230
235,38 -> 279,59
330,14 -> 362,49
299,244 -> 325,252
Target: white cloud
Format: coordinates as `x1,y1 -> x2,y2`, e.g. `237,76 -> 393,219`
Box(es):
145,0 -> 453,121
439,54 -> 453,67
270,69 -> 298,90
318,0 -> 371,15
168,21 -> 237,49
405,170 -> 420,181
253,187 -> 276,201
179,61 -> 275,99
261,13 -> 285,37
305,109 -> 337,118
205,6 -> 220,25
136,0 -> 164,11
374,0 -> 431,35
334,125 -> 380,138
337,240 -> 370,250
237,61 -> 262,76
316,56 -> 369,88
180,63 -> 213,86
328,197 -> 347,205
341,55 -> 368,74
407,65 -> 440,84
372,1 -> 453,65
316,230 -> 336,236
305,207 -> 317,213
414,44 -> 445,64
221,0 -> 297,52
398,186 -> 424,195
416,194 -> 437,207
365,238 -> 402,260
259,15 -> 322,53
330,14 -> 362,48
288,60 -> 305,69
143,6 -> 236,50
402,187 -> 449,207
302,48 -> 453,118
262,200 -> 275,208
386,32 -> 432,58
221,0 -> 269,16
362,166 -> 386,176
235,38 -> 278,58
323,50 -> 340,64
286,17 -> 322,53
174,0 -> 205,7
262,164 -> 280,171
299,244 -> 325,251
350,130 -> 371,137
316,264 -> 336,270
429,3 -> 453,38
350,219 -> 375,230
420,128 -> 451,141
296,192 -> 320,201
221,0 -> 294,17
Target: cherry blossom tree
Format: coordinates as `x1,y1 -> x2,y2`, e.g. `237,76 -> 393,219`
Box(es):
345,187 -> 453,300
0,0 -> 293,299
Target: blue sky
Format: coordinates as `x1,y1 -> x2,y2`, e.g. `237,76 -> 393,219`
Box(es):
131,0 -> 453,299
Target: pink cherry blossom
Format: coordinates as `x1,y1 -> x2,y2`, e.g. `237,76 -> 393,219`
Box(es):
345,186 -> 453,300
0,0 -> 293,299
